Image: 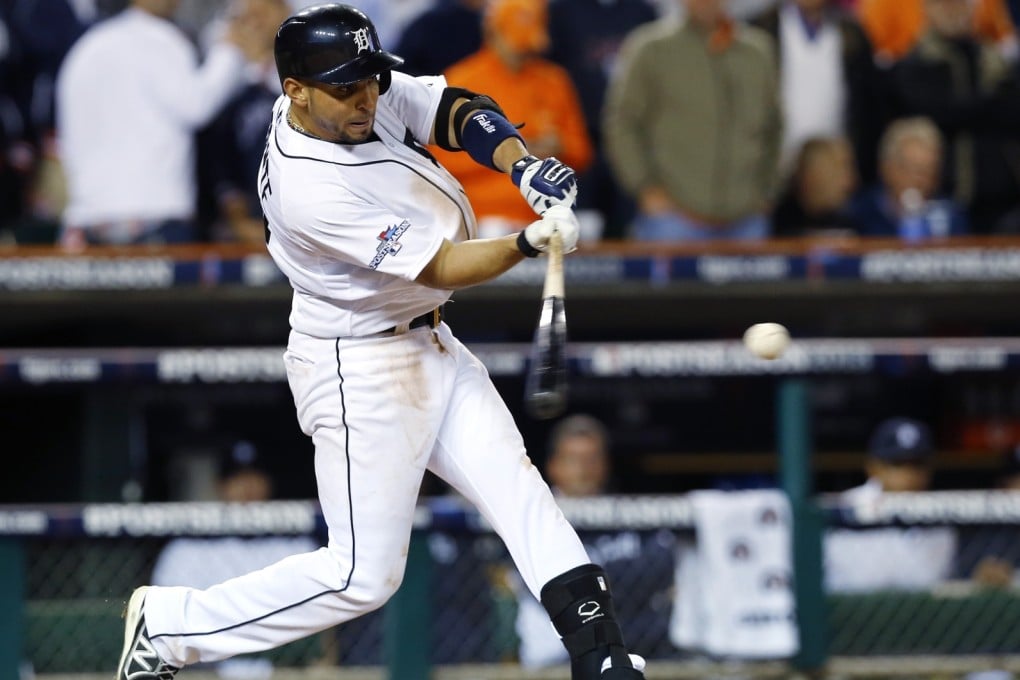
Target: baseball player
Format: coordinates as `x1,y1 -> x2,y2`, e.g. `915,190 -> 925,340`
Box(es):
116,5 -> 646,680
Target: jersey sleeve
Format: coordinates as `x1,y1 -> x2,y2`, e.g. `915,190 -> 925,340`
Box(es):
286,189 -> 444,282
382,71 -> 447,146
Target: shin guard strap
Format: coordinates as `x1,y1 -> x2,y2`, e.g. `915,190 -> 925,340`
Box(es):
540,564 -> 613,619
561,619 -> 625,658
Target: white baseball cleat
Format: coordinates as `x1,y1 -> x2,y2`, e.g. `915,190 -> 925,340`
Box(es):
115,586 -> 179,680
600,653 -> 646,677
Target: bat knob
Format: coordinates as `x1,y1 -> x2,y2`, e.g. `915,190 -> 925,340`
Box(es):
525,390 -> 567,420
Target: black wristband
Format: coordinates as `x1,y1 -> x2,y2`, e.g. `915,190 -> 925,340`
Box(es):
516,230 -> 540,258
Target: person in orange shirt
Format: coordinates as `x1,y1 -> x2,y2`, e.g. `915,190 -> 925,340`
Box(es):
857,0 -> 1017,62
433,0 -> 594,238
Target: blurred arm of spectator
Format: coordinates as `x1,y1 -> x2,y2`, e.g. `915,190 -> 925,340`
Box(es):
138,0 -> 259,131
198,0 -> 290,245
601,21 -> 665,215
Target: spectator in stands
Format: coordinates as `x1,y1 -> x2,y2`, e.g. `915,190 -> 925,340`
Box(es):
771,136 -> 863,237
849,116 -> 968,239
604,0 -> 783,241
888,0 -> 1020,235
393,0 -> 486,77
1,0 -> 99,244
513,414 -> 672,669
545,0 -> 659,240
824,417 -> 958,592
0,3 -> 29,244
152,439 -> 322,676
55,0 -> 263,248
197,0 -> 291,244
751,0 -> 888,185
857,0 -> 1017,64
431,0 -> 593,239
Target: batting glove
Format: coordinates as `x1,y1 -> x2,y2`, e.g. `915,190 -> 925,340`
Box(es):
517,205 -> 580,257
510,155 -> 578,216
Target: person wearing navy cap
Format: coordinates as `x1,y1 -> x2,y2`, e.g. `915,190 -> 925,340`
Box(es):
824,417 -> 956,592
856,416 -> 935,497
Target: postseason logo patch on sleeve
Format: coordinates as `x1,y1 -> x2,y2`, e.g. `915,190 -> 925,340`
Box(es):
369,219 -> 411,269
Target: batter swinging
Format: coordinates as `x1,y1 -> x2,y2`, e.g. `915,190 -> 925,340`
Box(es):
116,5 -> 645,679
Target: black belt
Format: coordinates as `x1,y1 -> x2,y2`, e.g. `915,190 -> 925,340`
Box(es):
382,306 -> 443,335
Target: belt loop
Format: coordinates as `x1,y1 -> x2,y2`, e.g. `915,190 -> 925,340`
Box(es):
432,306 -> 441,328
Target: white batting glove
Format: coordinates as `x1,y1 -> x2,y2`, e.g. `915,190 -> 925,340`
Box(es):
510,155 -> 578,216
517,205 -> 580,257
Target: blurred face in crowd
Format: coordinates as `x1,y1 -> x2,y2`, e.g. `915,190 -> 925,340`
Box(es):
684,0 -> 726,28
798,138 -> 858,214
925,0 -> 975,39
133,0 -> 182,19
794,0 -> 830,16
866,459 -> 932,492
485,0 -> 550,66
882,137 -> 941,201
220,469 -> 273,502
240,0 -> 291,46
547,433 -> 610,497
284,77 -> 381,143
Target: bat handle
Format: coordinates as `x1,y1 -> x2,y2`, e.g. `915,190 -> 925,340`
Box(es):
542,230 -> 564,299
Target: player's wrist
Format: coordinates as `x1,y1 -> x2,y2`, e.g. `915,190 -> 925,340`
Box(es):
517,229 -> 541,258
510,155 -> 540,186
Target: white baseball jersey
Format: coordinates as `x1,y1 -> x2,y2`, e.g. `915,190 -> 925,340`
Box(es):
260,71 -> 477,337
138,70 -> 590,668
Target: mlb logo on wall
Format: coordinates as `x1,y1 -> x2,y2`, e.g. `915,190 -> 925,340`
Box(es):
370,220 -> 410,269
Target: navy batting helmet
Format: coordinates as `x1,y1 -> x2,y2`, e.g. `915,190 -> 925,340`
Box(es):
274,4 -> 403,93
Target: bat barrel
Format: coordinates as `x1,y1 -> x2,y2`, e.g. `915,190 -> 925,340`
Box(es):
524,295 -> 567,420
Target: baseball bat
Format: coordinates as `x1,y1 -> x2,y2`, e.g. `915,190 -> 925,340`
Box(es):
524,229 -> 568,420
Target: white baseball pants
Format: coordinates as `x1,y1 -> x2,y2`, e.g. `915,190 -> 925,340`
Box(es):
144,322 -> 589,665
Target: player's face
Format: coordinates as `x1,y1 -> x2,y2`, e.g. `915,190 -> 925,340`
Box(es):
305,78 -> 381,144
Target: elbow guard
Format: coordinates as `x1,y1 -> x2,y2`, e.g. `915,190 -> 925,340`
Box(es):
435,86 -> 523,170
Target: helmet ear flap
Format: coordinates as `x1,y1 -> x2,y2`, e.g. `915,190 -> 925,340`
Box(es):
378,70 -> 392,94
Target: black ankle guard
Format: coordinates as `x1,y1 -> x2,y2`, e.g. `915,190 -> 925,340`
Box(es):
540,564 -> 623,656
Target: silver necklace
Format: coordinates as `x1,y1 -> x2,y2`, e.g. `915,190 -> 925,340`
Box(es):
287,111 -> 309,135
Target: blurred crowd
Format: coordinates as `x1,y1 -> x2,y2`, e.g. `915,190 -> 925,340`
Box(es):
2,0 -> 1020,246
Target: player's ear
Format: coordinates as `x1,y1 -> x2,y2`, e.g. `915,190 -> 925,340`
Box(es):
283,77 -> 310,108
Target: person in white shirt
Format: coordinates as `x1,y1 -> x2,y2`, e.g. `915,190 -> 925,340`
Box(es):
825,417 -> 957,592
55,0 -> 263,247
114,5 -> 646,680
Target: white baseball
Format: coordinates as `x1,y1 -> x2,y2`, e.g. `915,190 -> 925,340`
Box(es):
743,322 -> 790,360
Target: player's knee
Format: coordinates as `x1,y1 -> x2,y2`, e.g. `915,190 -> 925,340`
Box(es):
365,580 -> 402,611
354,568 -> 406,613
